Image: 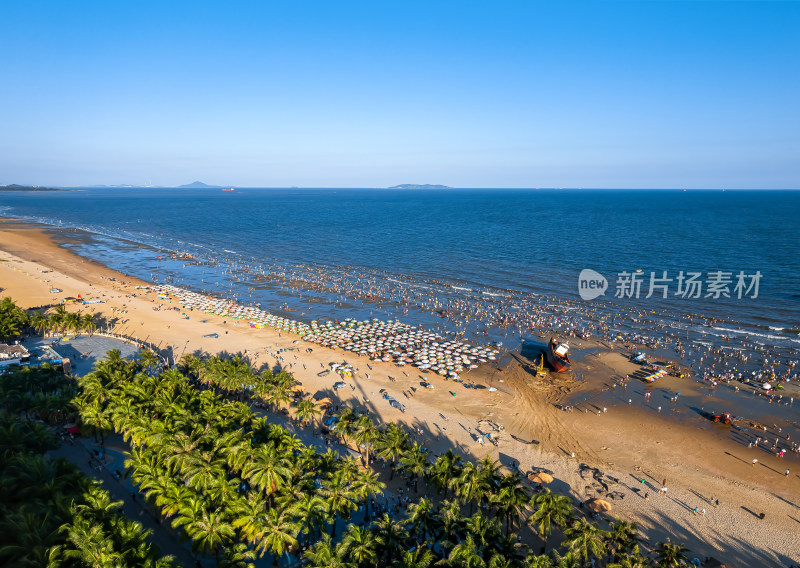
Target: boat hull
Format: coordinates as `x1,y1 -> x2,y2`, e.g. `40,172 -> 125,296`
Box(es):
546,338 -> 571,372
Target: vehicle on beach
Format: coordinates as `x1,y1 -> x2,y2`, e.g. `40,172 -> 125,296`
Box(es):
712,411 -> 732,424
546,336 -> 571,372
702,410 -> 734,425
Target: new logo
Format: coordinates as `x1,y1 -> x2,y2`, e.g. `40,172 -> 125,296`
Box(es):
578,269 -> 608,300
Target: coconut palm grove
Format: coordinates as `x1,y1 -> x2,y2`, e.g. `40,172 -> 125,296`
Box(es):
0,297 -> 694,567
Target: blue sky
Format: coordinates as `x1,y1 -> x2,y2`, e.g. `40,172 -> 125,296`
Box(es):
1,1 -> 798,188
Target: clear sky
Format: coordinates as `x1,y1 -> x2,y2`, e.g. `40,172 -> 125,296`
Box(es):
1,1 -> 798,188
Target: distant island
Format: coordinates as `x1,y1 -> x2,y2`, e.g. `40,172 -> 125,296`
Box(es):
387,184 -> 451,190
0,184 -> 64,192
178,181 -> 221,188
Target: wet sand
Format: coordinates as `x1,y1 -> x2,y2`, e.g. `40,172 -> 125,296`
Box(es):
1,218 -> 798,566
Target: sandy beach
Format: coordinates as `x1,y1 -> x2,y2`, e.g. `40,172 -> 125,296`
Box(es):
1,218 -> 798,567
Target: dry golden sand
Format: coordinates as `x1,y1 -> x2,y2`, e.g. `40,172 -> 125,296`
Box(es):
1,219 -> 798,566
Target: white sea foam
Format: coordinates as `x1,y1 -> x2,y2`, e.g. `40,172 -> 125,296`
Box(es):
711,326 -> 800,345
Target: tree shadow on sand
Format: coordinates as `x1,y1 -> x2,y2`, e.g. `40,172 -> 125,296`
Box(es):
633,508 -> 793,568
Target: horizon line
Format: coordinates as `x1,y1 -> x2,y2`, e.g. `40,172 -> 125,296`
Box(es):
8,184 -> 800,191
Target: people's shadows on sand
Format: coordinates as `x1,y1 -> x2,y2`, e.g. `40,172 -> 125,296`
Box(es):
741,506 -> 764,519
724,451 -> 750,465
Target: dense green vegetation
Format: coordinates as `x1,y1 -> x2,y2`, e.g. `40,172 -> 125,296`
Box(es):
0,295 -> 693,566
0,296 -> 30,341
0,364 -> 175,568
70,350 -> 691,567
0,296 -> 98,342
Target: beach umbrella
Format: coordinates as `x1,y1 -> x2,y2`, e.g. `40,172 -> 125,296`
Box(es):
585,498 -> 611,513
527,472 -> 554,484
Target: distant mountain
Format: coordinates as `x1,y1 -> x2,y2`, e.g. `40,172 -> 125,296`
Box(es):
178,181 -> 221,188
0,184 -> 64,192
387,184 -> 451,190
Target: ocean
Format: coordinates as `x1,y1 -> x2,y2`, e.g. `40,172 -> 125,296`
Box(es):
2,188 -> 799,357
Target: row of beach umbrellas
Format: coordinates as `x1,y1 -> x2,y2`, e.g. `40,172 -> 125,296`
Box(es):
153,284 -> 500,376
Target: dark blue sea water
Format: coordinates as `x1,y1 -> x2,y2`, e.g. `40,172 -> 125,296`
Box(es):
2,188 -> 799,352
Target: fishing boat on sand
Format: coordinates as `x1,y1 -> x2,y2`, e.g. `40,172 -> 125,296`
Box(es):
546,336 -> 571,372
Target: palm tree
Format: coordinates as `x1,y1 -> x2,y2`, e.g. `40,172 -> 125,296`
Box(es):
267,380 -> 293,411
62,311 -> 81,335
79,401 -> 111,444
552,551 -> 583,568
57,515 -> 124,567
172,504 -> 235,561
465,511 -> 501,550
393,547 -> 435,568
221,543 -> 257,568
332,408 -> 355,448
352,414 -> 378,466
81,312 -> 97,335
606,518 -> 641,560
0,317 -> 21,342
431,449 -> 463,499
75,485 -> 124,521
100,348 -> 126,372
136,349 -> 160,374
490,473 -> 530,536
242,445 -> 291,498
375,422 -> 410,479
291,493 -> 328,545
406,497 -> 439,544
399,441 -> 429,493
488,554 -> 514,568
319,471 -> 357,538
303,533 -> 347,568
446,534 -> 485,568
608,545 -> 653,568
181,447 -> 227,494
178,354 -> 203,380
295,397 -> 321,427
339,524 -> 382,566
0,297 -> 28,341
47,305 -> 68,335
563,518 -> 608,564
373,514 -> 407,562
525,552 -> 555,568
30,311 -> 49,336
439,499 -> 466,556
655,539 -> 688,567
0,511 -> 63,567
528,490 -> 574,544
350,469 -> 385,521
455,461 -> 491,514
253,509 -> 299,562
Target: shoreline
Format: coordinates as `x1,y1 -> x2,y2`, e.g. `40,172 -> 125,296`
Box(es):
1,219 -> 799,565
